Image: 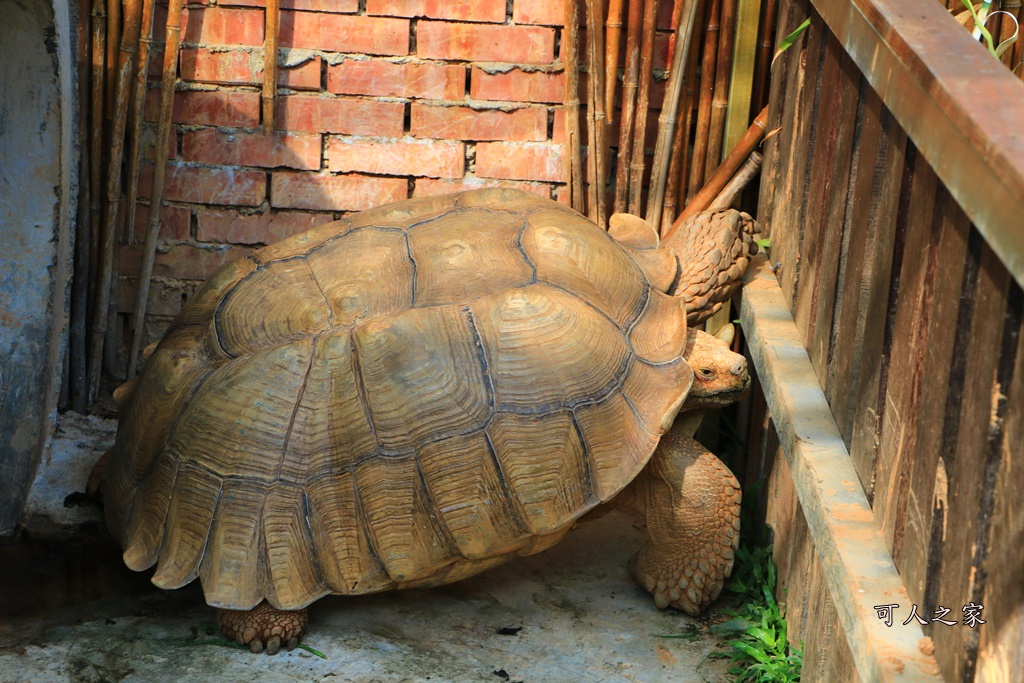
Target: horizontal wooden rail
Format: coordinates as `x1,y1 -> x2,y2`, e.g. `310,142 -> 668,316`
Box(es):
814,0 -> 1024,288
740,256 -> 943,682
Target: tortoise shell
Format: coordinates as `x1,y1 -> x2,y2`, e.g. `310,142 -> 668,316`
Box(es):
105,188 -> 694,610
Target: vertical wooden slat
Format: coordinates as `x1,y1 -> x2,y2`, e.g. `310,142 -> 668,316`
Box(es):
805,45 -> 861,383
791,31 -> 844,344
897,195 -> 970,605
846,115 -> 906,494
824,82 -> 883,444
928,240 -> 1012,682
871,155 -> 939,557
771,7 -> 824,307
976,282 -> 1024,682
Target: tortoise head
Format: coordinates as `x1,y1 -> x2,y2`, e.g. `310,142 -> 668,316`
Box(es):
683,323 -> 751,409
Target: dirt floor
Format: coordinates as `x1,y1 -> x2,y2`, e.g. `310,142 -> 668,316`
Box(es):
0,412 -> 737,683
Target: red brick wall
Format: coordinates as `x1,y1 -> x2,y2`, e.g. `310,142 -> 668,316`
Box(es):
118,0 -> 678,350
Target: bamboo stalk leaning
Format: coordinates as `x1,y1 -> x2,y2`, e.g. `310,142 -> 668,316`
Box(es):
663,1 -> 703,230
123,0 -> 157,247
627,0 -> 660,216
668,104 -> 768,237
564,0 -> 586,213
263,0 -> 280,134
88,0 -> 145,399
687,0 -> 721,203
614,0 -> 644,214
127,0 -> 186,379
585,0 -> 608,227
605,0 -> 625,125
708,150 -> 762,210
705,0 -> 738,179
88,0 -> 107,315
645,0 -> 700,231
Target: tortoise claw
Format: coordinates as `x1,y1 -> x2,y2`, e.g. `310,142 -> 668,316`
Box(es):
216,602 -> 308,656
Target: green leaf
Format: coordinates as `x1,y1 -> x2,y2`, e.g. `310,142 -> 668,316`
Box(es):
779,19 -> 811,54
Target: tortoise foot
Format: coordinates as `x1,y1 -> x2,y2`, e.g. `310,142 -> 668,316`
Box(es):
216,602 -> 308,655
630,545 -> 731,616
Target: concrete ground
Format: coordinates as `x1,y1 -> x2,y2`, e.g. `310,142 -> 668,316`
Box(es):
0,412 -> 736,683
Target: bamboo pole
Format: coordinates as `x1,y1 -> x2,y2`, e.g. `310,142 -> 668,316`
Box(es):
705,0 -> 737,178
127,0 -> 185,379
687,0 -> 721,203
123,0 -> 158,247
105,0 -> 121,111
667,104 -> 768,238
71,5 -> 93,411
751,0 -> 778,114
263,0 -> 280,134
627,0 -> 659,216
721,0 -> 761,157
88,0 -> 145,398
585,0 -> 608,227
613,0 -> 644,214
708,150 -> 762,210
88,0 -> 106,315
605,0 -> 625,125
645,0 -> 699,230
564,0 -> 586,213
662,1 -> 703,229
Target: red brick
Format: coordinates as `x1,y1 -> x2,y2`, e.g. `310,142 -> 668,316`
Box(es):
475,142 -> 565,182
280,11 -> 409,55
140,164 -> 267,206
278,57 -> 322,90
470,68 -> 565,103
144,89 -> 261,127
513,0 -> 565,25
414,177 -> 554,199
118,278 -> 191,317
328,60 -> 464,100
219,0 -> 357,10
410,104 -> 546,141
130,203 -> 192,242
327,137 -> 464,178
182,129 -> 322,170
367,0 -> 505,23
179,48 -> 260,86
138,125 -> 178,162
196,208 -> 328,244
155,243 -> 254,280
275,95 -> 405,136
271,172 -> 408,211
120,242 -> 252,281
183,8 -> 264,46
418,22 -> 555,64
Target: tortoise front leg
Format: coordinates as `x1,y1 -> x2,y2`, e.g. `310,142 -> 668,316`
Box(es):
216,602 -> 308,654
624,427 -> 741,615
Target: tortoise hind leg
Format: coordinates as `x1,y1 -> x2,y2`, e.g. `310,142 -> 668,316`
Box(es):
624,427 -> 741,615
216,602 -> 308,654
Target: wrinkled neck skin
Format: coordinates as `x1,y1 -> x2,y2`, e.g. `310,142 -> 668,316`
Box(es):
681,329 -> 751,410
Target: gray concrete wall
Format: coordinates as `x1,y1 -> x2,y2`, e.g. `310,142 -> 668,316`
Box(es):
0,0 -> 77,537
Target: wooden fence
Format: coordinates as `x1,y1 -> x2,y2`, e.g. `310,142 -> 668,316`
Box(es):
741,0 -> 1024,680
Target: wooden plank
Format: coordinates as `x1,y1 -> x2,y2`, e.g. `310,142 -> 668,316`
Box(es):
871,155 -> 939,559
976,282 -> 1024,682
928,240 -> 1012,682
756,0 -> 805,233
741,255 -> 942,682
806,45 -> 860,386
824,83 -> 883,446
813,0 -> 1024,289
770,7 -> 824,309
803,571 -> 857,683
846,117 -> 906,496
791,30 -> 844,345
898,195 -> 970,606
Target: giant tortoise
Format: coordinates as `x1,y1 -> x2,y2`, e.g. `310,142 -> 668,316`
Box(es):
99,188 -> 758,653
